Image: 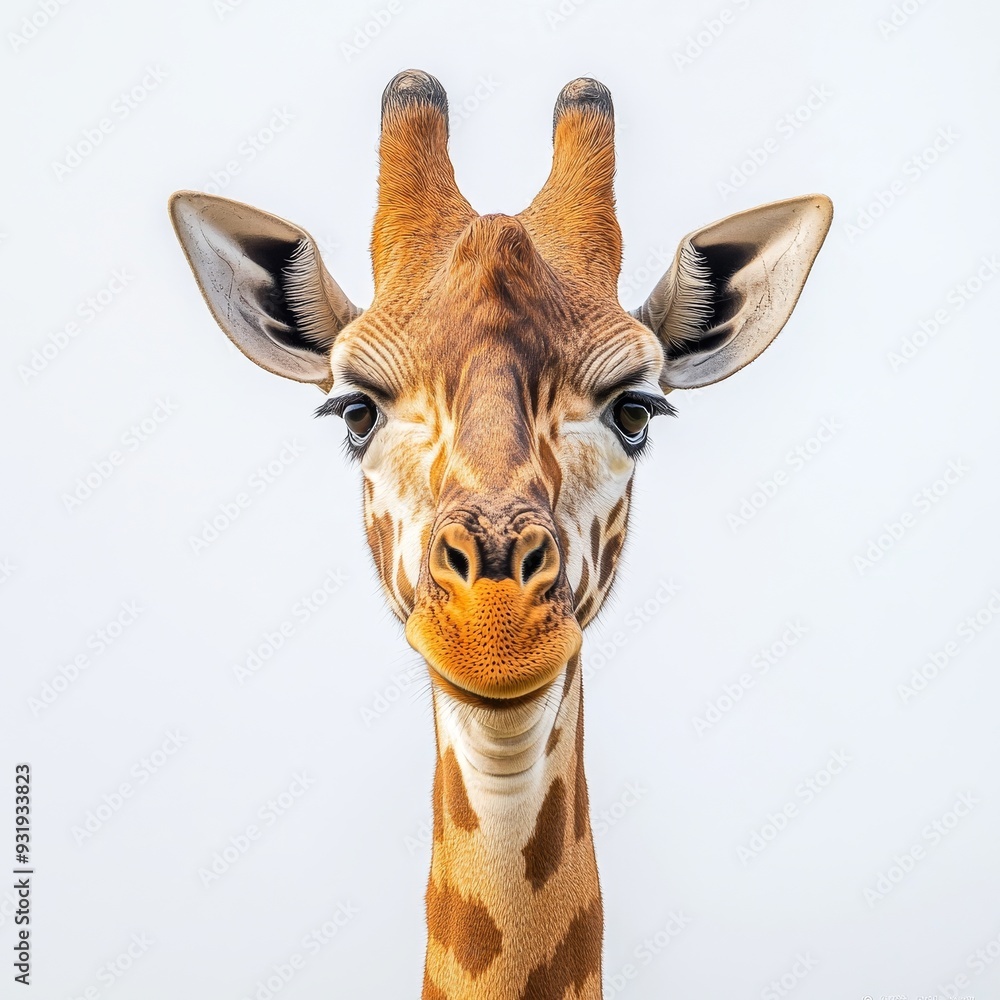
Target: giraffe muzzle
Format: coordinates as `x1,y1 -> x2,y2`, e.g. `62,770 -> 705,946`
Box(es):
405,521 -> 582,701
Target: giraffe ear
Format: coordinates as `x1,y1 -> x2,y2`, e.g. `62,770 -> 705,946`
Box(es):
169,191 -> 362,391
631,195 -> 832,390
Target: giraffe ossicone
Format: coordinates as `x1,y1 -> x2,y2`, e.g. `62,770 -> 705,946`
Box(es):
170,69 -> 832,999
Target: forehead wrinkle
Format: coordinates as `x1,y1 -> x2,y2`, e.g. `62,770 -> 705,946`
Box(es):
334,324 -> 409,397
575,327 -> 663,396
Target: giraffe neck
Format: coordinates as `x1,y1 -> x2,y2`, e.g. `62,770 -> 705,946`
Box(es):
422,654 -> 602,1000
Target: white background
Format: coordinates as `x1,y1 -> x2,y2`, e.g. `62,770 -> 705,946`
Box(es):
3,0 -> 999,997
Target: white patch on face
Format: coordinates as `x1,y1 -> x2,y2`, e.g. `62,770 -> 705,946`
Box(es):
361,416 -> 438,618
550,416 -> 635,606
352,380 -> 465,619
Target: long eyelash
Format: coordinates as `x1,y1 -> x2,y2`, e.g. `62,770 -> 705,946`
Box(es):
315,392 -> 370,419
341,422 -> 377,464
624,426 -> 660,461
340,436 -> 365,464
645,394 -> 678,418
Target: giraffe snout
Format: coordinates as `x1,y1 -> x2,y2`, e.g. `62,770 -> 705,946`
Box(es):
406,518 -> 581,701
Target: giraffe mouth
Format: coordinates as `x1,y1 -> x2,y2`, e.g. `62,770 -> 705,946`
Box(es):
405,577 -> 583,702
424,663 -> 557,710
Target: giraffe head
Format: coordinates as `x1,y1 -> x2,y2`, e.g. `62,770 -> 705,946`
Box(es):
170,70 -> 831,708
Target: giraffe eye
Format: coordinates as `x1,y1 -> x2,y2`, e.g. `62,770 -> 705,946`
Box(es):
611,397 -> 651,444
343,398 -> 379,443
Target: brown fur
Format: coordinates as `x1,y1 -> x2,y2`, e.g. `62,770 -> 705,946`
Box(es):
523,778 -> 568,891
426,878 -> 504,977
518,898 -> 603,1000
442,747 -> 479,833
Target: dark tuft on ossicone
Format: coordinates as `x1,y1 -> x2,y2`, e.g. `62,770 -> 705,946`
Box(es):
552,77 -> 613,135
382,69 -> 449,121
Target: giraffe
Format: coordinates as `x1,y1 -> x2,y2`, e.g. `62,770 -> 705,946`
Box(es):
169,70 -> 832,999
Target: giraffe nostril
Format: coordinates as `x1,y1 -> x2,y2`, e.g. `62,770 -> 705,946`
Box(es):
429,523 -> 480,592
444,543 -> 470,582
514,527 -> 560,593
521,544 -> 546,585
